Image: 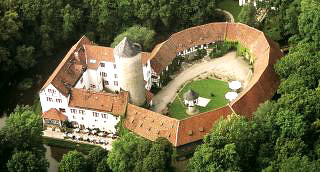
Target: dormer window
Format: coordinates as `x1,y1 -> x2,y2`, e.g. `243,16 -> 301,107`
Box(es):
100,63 -> 105,67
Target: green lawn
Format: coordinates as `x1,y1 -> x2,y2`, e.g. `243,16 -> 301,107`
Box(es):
168,79 -> 230,120
217,0 -> 242,22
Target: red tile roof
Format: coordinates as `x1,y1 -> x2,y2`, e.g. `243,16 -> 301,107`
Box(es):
124,104 -> 180,146
43,108 -> 68,121
84,45 -> 115,69
69,88 -> 128,116
41,36 -> 92,96
126,22 -> 283,147
84,45 -> 151,69
176,106 -> 232,146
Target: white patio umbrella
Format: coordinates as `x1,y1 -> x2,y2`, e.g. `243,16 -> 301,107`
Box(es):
229,81 -> 241,91
225,92 -> 238,101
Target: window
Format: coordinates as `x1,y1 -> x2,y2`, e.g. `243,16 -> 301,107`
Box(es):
46,97 -> 53,102
116,116 -> 119,120
80,78 -> 83,84
100,72 -> 107,77
59,108 -> 66,113
48,89 -> 56,93
114,81 -> 118,86
90,84 -> 96,88
100,63 -> 105,67
95,119 -> 98,122
92,112 -> 99,117
71,109 -> 77,114
104,81 -> 109,85
81,117 -> 84,120
73,116 -> 76,119
79,110 -> 84,114
114,74 -> 117,78
102,114 -> 108,119
56,99 -> 62,103
113,64 -> 116,69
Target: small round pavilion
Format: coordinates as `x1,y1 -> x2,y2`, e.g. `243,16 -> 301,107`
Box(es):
183,89 -> 199,115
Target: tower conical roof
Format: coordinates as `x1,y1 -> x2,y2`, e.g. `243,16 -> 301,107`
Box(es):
114,37 -> 141,57
183,89 -> 199,101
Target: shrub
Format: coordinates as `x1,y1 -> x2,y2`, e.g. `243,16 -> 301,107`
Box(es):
209,41 -> 237,58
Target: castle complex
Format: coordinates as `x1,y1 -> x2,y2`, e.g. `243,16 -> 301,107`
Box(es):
40,22 -> 282,147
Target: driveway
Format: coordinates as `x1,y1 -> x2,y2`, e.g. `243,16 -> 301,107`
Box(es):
152,52 -> 250,113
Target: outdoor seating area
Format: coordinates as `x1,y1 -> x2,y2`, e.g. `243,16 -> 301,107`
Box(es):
62,128 -> 118,146
43,126 -> 118,150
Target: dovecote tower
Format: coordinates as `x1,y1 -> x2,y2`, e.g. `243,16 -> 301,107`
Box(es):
114,37 -> 146,106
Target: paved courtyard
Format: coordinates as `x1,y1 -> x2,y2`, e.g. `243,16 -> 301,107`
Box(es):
152,52 -> 251,113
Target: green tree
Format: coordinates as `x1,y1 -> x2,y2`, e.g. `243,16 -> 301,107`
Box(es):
189,143 -> 241,172
87,147 -> 109,172
61,4 -> 82,40
6,151 -> 48,172
111,26 -> 156,51
238,3 -> 257,27
0,105 -> 46,171
1,105 -> 45,154
14,45 -> 36,70
96,158 -> 112,172
298,0 -> 320,47
59,150 -> 88,172
107,132 -> 152,172
189,115 -> 259,171
142,138 -> 174,172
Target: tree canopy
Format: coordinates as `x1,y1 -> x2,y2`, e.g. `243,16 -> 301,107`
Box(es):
0,105 -> 47,172
107,132 -> 174,172
111,26 -> 156,51
59,150 -> 88,172
6,151 -> 48,172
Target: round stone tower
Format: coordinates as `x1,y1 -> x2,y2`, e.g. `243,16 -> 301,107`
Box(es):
114,37 -> 146,106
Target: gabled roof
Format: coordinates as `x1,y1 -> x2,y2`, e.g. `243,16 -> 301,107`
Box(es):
43,108 -> 68,121
124,104 -> 180,146
41,36 -> 91,96
84,45 -> 115,69
69,88 -> 128,116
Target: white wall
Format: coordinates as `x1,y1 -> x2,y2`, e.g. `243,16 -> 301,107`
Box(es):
87,69 -> 103,92
97,61 -> 120,92
39,84 -> 69,113
67,107 -> 120,133
143,60 -> 152,90
40,84 -> 120,133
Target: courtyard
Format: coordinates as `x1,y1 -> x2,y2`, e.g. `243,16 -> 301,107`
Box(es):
168,79 -> 230,119
152,51 -> 251,114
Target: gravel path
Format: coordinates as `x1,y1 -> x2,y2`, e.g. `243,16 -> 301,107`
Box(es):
216,8 -> 235,23
152,52 -> 250,113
